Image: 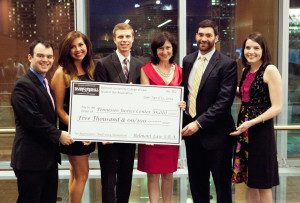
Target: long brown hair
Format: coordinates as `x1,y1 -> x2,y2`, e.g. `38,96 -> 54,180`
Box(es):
58,31 -> 95,86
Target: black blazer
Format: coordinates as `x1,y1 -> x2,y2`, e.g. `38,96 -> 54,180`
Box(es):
94,52 -> 143,84
11,71 -> 61,170
182,50 -> 237,149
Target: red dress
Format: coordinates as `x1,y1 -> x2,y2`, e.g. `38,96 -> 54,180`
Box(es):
137,62 -> 182,173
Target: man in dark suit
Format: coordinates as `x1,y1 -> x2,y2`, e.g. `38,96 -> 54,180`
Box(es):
94,23 -> 143,203
181,19 -> 237,203
11,40 -> 74,203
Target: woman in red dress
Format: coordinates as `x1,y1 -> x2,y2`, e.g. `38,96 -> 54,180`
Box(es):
137,32 -> 185,203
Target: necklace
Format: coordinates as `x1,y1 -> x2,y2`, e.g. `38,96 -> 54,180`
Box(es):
154,64 -> 175,78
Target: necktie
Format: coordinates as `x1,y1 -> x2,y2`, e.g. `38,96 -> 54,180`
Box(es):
123,58 -> 129,81
188,56 -> 206,118
43,78 -> 55,109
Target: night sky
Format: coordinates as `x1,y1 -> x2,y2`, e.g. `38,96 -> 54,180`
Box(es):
89,0 -> 209,53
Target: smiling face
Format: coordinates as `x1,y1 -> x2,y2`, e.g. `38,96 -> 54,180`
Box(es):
157,40 -> 173,63
244,39 -> 263,65
28,43 -> 54,76
113,29 -> 134,56
70,37 -> 87,62
195,27 -> 218,54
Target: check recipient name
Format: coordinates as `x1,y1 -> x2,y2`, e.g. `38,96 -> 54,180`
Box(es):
69,81 -> 184,145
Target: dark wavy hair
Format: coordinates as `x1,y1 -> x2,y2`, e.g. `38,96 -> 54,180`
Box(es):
58,31 -> 95,86
151,31 -> 177,65
241,32 -> 271,68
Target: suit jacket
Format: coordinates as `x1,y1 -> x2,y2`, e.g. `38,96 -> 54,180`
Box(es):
182,50 -> 237,149
11,70 -> 61,171
94,52 -> 143,84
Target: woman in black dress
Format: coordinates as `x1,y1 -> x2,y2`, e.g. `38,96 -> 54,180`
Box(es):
51,31 -> 95,203
231,32 -> 282,202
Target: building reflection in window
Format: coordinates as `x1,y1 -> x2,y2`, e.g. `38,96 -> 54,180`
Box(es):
288,1 -> 300,158
0,0 -> 75,129
89,0 -> 179,63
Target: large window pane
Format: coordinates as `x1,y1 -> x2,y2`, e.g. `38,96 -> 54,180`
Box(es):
0,0 -> 75,129
187,0 -> 278,69
89,0 -> 179,63
0,0 -> 75,164
288,0 -> 300,158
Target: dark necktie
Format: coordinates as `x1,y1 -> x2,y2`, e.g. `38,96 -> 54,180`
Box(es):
43,78 -> 55,109
123,58 -> 129,81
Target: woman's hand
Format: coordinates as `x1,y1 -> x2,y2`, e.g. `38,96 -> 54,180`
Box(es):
178,101 -> 186,111
230,121 -> 253,136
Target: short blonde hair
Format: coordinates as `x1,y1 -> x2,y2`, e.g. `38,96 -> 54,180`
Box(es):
112,23 -> 134,37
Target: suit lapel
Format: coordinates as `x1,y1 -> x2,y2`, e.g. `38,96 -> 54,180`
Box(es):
198,51 -> 219,92
111,52 -> 127,83
187,52 -> 198,75
27,71 -> 55,112
128,57 -> 138,83
184,52 -> 198,85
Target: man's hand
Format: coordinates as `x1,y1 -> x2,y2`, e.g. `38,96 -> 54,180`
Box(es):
182,121 -> 200,136
59,131 -> 74,145
82,141 -> 92,145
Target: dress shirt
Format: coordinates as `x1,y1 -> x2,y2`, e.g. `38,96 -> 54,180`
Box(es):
187,48 -> 215,94
30,68 -> 45,87
116,49 -> 131,72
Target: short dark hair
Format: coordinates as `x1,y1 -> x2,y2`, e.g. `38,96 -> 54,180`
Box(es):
197,19 -> 219,36
151,31 -> 177,65
29,39 -> 53,56
241,32 -> 271,68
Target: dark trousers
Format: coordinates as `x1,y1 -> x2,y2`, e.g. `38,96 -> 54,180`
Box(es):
14,165 -> 58,203
185,137 -> 233,203
98,143 -> 136,203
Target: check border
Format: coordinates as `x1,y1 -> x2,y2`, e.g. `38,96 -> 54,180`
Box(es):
69,81 -> 183,145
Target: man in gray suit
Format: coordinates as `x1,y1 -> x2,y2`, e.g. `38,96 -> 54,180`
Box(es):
11,39 -> 73,203
94,23 -> 143,203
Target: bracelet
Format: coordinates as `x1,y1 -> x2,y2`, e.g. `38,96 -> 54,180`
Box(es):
260,115 -> 264,123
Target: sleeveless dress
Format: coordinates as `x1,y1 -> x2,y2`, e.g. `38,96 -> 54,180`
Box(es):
137,62 -> 182,173
60,74 -> 96,155
232,65 -> 279,188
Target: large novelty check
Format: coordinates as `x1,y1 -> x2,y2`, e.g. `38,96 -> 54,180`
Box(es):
69,81 -> 184,145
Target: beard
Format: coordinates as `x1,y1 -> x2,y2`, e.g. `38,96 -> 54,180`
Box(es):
197,40 -> 215,53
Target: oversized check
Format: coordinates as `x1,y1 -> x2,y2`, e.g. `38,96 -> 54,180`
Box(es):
69,81 -> 184,145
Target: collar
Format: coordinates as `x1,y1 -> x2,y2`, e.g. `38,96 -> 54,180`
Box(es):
196,48 -> 215,62
30,68 -> 45,86
116,49 -> 131,63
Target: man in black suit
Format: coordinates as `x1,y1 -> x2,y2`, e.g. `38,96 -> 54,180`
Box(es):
181,19 -> 237,203
94,23 -> 143,203
11,40 -> 74,203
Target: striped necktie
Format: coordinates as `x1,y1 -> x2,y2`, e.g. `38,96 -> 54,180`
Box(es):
188,56 -> 206,118
123,58 -> 129,81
